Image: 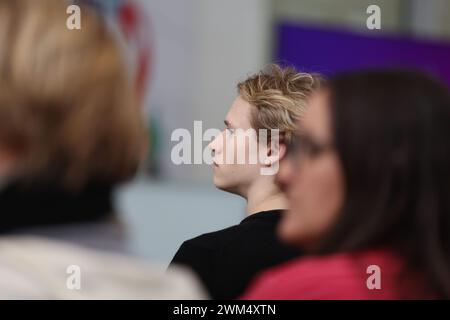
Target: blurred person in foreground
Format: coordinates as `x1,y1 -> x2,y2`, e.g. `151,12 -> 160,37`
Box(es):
170,65 -> 323,299
242,69 -> 450,299
0,0 -> 204,299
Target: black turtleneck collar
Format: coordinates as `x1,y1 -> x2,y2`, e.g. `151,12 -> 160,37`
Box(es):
0,181 -> 114,234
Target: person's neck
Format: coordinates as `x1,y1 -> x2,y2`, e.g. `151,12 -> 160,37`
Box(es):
245,182 -> 288,216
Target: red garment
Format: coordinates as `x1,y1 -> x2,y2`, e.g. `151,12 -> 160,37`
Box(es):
241,248 -> 433,300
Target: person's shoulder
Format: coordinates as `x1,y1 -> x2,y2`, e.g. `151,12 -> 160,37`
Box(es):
258,248 -> 399,278
245,252 -> 355,294
184,212 -> 281,248
170,225 -> 243,268
0,235 -> 207,299
179,223 -> 244,251
242,249 -> 399,299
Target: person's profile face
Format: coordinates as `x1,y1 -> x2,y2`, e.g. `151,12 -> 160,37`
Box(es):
207,96 -> 262,197
277,90 -> 345,247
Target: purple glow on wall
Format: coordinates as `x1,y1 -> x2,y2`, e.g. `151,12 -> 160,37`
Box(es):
276,23 -> 450,86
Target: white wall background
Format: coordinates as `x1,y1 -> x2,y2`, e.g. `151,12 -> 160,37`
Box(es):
116,180 -> 245,266
140,0 -> 271,183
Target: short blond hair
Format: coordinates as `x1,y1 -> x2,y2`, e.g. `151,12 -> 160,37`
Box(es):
237,64 -> 324,145
0,0 -> 146,189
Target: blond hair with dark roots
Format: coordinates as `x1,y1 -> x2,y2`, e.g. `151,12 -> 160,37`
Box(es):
237,64 -> 324,146
0,0 -> 146,190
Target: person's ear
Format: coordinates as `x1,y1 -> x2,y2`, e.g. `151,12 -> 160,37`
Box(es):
264,141 -> 286,166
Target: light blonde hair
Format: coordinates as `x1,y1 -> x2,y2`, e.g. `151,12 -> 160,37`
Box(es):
0,0 -> 146,189
237,64 -> 324,146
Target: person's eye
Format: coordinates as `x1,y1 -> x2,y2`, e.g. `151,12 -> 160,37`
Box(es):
298,136 -> 315,155
308,142 -> 321,157
299,136 -> 328,158
287,137 -> 300,157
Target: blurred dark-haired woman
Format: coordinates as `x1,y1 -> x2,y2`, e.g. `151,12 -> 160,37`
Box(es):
242,69 -> 450,299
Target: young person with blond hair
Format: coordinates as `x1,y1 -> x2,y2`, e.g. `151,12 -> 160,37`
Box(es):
170,65 -> 324,299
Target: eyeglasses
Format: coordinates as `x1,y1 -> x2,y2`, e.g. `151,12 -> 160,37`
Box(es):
287,133 -> 334,162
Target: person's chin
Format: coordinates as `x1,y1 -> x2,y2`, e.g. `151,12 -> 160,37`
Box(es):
213,178 -> 240,195
213,176 -> 227,190
214,180 -> 231,192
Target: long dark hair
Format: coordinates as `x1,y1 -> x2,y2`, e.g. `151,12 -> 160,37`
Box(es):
317,69 -> 450,298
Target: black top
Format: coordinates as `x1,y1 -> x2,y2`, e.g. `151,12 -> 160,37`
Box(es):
169,210 -> 301,299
